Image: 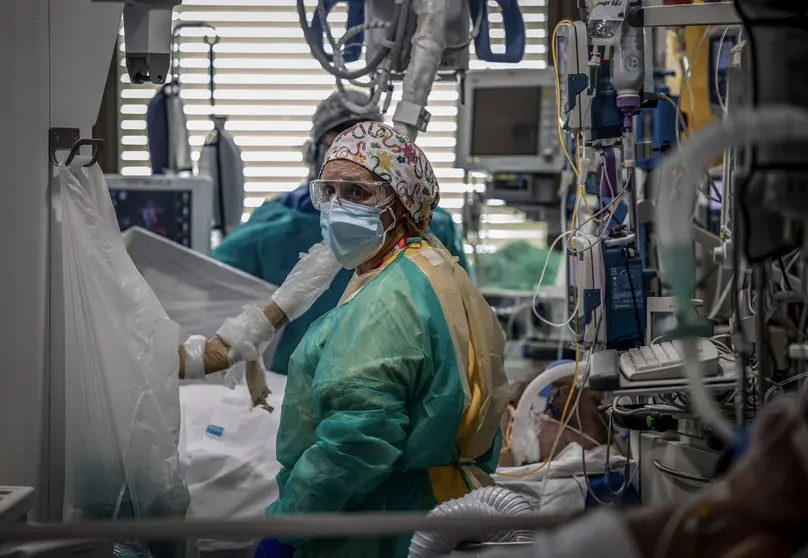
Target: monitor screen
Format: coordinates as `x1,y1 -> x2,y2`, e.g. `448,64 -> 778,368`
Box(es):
110,189 -> 194,248
470,86 -> 542,156
714,37 -> 734,71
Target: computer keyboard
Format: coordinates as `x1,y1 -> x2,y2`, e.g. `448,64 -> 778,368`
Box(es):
619,338 -> 720,382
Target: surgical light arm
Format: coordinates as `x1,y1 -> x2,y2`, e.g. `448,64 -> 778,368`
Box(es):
92,0 -> 183,84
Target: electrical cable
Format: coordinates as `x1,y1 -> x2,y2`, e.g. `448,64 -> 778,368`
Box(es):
623,248 -> 643,341
296,0 -> 400,80
502,196 -> 588,478
781,250 -> 801,291
654,389 -> 808,558
333,21 -> 391,71
709,338 -> 733,355
578,399 -> 634,506
500,404 -> 516,455
534,344 -> 599,506
708,273 -> 732,320
445,0 -> 485,51
532,179 -> 622,328
715,26 -> 730,114
572,186 -> 625,237
317,0 -> 340,62
779,257 -> 794,291
765,372 -> 808,403
568,183 -> 631,257
570,189 -> 617,255
531,230 -> 577,328
495,345 -> 583,478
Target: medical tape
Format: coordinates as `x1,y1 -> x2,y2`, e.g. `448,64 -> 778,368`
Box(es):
217,303 -> 276,366
182,335 -> 207,380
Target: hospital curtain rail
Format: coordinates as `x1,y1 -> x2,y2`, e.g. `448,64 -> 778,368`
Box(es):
116,0 -> 550,252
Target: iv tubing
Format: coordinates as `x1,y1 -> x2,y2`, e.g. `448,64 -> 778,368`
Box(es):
656,106 -> 808,443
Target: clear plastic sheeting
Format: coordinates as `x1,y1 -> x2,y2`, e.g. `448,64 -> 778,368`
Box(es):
59,165 -> 189,522
270,242 -> 342,322
123,227 -> 282,379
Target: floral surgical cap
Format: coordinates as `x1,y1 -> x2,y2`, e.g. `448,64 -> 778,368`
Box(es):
320,121 -> 440,229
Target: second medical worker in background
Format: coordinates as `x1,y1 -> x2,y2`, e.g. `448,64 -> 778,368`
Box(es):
212,91 -> 469,375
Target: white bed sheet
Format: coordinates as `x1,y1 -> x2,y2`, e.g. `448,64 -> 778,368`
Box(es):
494,443 -> 631,516
179,372 -> 287,552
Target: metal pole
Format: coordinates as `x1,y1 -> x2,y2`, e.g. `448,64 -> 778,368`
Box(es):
0,514 -> 572,543
627,171 -> 639,233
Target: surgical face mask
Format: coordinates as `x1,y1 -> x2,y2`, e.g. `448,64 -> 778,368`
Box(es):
320,198 -> 394,270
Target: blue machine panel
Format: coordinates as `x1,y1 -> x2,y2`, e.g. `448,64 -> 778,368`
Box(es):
603,245 -> 646,348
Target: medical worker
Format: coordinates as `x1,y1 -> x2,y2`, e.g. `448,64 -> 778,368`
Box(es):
212,91 -> 469,376
263,121 -> 510,558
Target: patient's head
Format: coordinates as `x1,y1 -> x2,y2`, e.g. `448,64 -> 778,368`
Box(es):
538,378 -> 609,461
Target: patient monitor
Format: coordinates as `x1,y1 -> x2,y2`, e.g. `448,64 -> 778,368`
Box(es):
106,174 -> 213,253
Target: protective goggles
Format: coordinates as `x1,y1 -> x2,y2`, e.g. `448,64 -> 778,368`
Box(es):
309,179 -> 395,210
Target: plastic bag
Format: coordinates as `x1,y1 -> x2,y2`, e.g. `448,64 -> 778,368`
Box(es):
123,226 -> 282,384
59,164 -> 189,522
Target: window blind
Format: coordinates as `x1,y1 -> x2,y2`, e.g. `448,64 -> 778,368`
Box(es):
117,0 -> 549,249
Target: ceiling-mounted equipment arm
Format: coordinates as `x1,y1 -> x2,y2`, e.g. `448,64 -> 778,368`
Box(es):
93,0 -> 184,84
394,0 -> 449,140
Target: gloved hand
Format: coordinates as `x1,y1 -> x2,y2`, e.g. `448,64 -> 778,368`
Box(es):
254,538 -> 296,558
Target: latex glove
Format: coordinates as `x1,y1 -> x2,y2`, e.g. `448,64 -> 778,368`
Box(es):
271,243 -> 342,322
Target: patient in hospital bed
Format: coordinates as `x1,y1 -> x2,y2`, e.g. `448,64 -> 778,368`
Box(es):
537,378 -> 612,459
499,378 -> 610,467
495,377 -> 632,514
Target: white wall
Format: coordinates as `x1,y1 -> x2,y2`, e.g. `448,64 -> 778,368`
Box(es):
0,0 -> 51,518
0,0 -> 122,520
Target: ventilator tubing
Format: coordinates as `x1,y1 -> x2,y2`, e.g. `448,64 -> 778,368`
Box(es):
407,486 -> 534,558
655,106 -> 808,443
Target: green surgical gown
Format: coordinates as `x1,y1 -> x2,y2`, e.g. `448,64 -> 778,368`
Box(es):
267,242 -> 502,558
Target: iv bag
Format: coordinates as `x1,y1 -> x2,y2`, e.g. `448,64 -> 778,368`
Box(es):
59,164 -> 189,523
589,0 -> 633,45
198,116 -> 245,235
